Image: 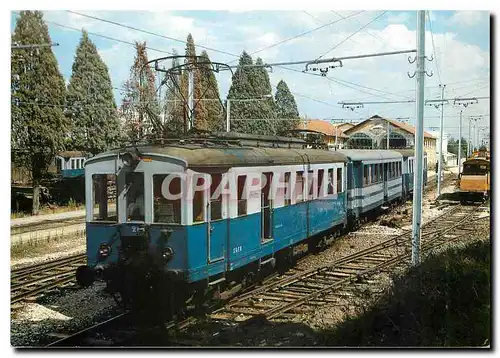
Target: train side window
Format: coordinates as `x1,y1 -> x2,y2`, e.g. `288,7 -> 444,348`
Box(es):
210,174 -> 223,220
284,172 -> 291,206
308,170 -> 315,200
153,174 -> 181,224
92,174 -> 117,222
237,175 -> 247,216
295,171 -> 304,203
327,169 -> 334,195
317,169 -> 324,198
373,164 -> 378,183
192,175 -> 205,224
337,168 -> 342,192
126,172 -> 145,222
363,165 -> 368,186
379,163 -> 383,181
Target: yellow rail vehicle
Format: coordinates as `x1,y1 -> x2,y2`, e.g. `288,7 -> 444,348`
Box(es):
459,157 -> 490,201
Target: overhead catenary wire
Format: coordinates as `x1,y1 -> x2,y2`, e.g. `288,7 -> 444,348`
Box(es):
427,11 -> 442,84
316,11 -> 388,60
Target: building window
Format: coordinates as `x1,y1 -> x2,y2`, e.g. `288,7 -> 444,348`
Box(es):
237,175 -> 247,216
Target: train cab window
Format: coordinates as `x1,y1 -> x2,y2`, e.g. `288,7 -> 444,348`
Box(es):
125,172 -> 145,222
210,174 -> 223,220
153,174 -> 181,224
327,169 -> 334,195
92,174 -> 117,222
317,169 -> 324,198
295,171 -> 304,203
192,175 -> 205,224
337,168 -> 342,192
237,175 -> 247,216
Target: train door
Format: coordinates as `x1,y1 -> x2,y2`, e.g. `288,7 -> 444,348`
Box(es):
207,173 -> 226,263
261,172 -> 273,244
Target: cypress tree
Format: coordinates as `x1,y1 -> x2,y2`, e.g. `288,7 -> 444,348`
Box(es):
120,41 -> 160,141
198,50 -> 224,132
11,11 -> 68,214
227,53 -> 277,135
66,30 -> 120,155
274,79 -> 300,134
163,49 -> 184,136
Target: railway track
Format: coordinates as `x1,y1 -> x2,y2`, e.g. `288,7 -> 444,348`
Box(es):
207,202 -> 487,325
11,253 -> 86,304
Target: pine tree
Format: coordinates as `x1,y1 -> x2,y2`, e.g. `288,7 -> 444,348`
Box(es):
11,11 -> 68,214
227,53 -> 277,135
66,30 -> 120,155
198,50 -> 224,132
274,79 -> 300,134
120,41 -> 160,141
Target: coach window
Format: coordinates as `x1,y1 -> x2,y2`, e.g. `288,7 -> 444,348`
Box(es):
237,175 -> 247,216
363,165 -> 369,186
379,163 -> 383,181
284,172 -> 291,206
295,171 -> 304,203
308,170 -> 315,200
327,169 -> 334,195
337,168 -> 342,192
209,174 -> 223,220
373,164 -> 378,183
92,174 -> 117,222
192,175 -> 205,224
317,169 -> 324,198
153,174 -> 181,224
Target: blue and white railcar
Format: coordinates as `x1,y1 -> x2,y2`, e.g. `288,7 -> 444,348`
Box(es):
78,136 -> 348,309
393,149 -> 428,199
337,150 -> 403,221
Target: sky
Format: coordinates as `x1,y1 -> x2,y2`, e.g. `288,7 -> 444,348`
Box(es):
10,10 -> 491,141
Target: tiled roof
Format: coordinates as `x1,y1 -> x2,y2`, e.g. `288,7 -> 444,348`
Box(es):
344,115 -> 435,139
297,120 -> 349,138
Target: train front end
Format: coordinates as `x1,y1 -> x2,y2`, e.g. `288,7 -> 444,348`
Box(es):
75,147 -> 192,311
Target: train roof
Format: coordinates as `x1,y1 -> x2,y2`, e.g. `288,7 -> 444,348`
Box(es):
463,157 -> 490,166
88,144 -> 347,168
390,149 -> 428,158
336,149 -> 403,161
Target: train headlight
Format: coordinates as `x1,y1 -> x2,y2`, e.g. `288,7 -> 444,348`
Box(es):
122,152 -> 139,167
98,243 -> 111,258
162,246 -> 174,261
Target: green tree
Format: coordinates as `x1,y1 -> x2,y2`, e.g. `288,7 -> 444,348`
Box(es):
11,11 -> 68,214
198,50 -> 224,132
227,52 -> 276,135
274,79 -> 300,134
447,137 -> 468,158
120,41 -> 160,141
163,49 -> 184,136
66,30 -> 120,155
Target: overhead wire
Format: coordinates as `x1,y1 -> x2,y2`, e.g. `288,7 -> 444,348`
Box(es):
427,11 -> 442,84
315,11 -> 388,60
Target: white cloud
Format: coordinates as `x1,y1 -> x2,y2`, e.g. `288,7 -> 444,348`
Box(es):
449,11 -> 487,27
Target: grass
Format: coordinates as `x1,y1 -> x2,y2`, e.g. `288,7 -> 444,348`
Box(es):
319,239 -> 491,347
11,229 -> 86,259
11,200 -> 85,219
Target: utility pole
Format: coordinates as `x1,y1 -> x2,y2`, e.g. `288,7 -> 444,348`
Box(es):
386,121 -> 390,149
437,83 -> 446,198
469,116 -> 480,156
187,69 -> 194,131
411,10 -> 426,267
458,110 -> 462,176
